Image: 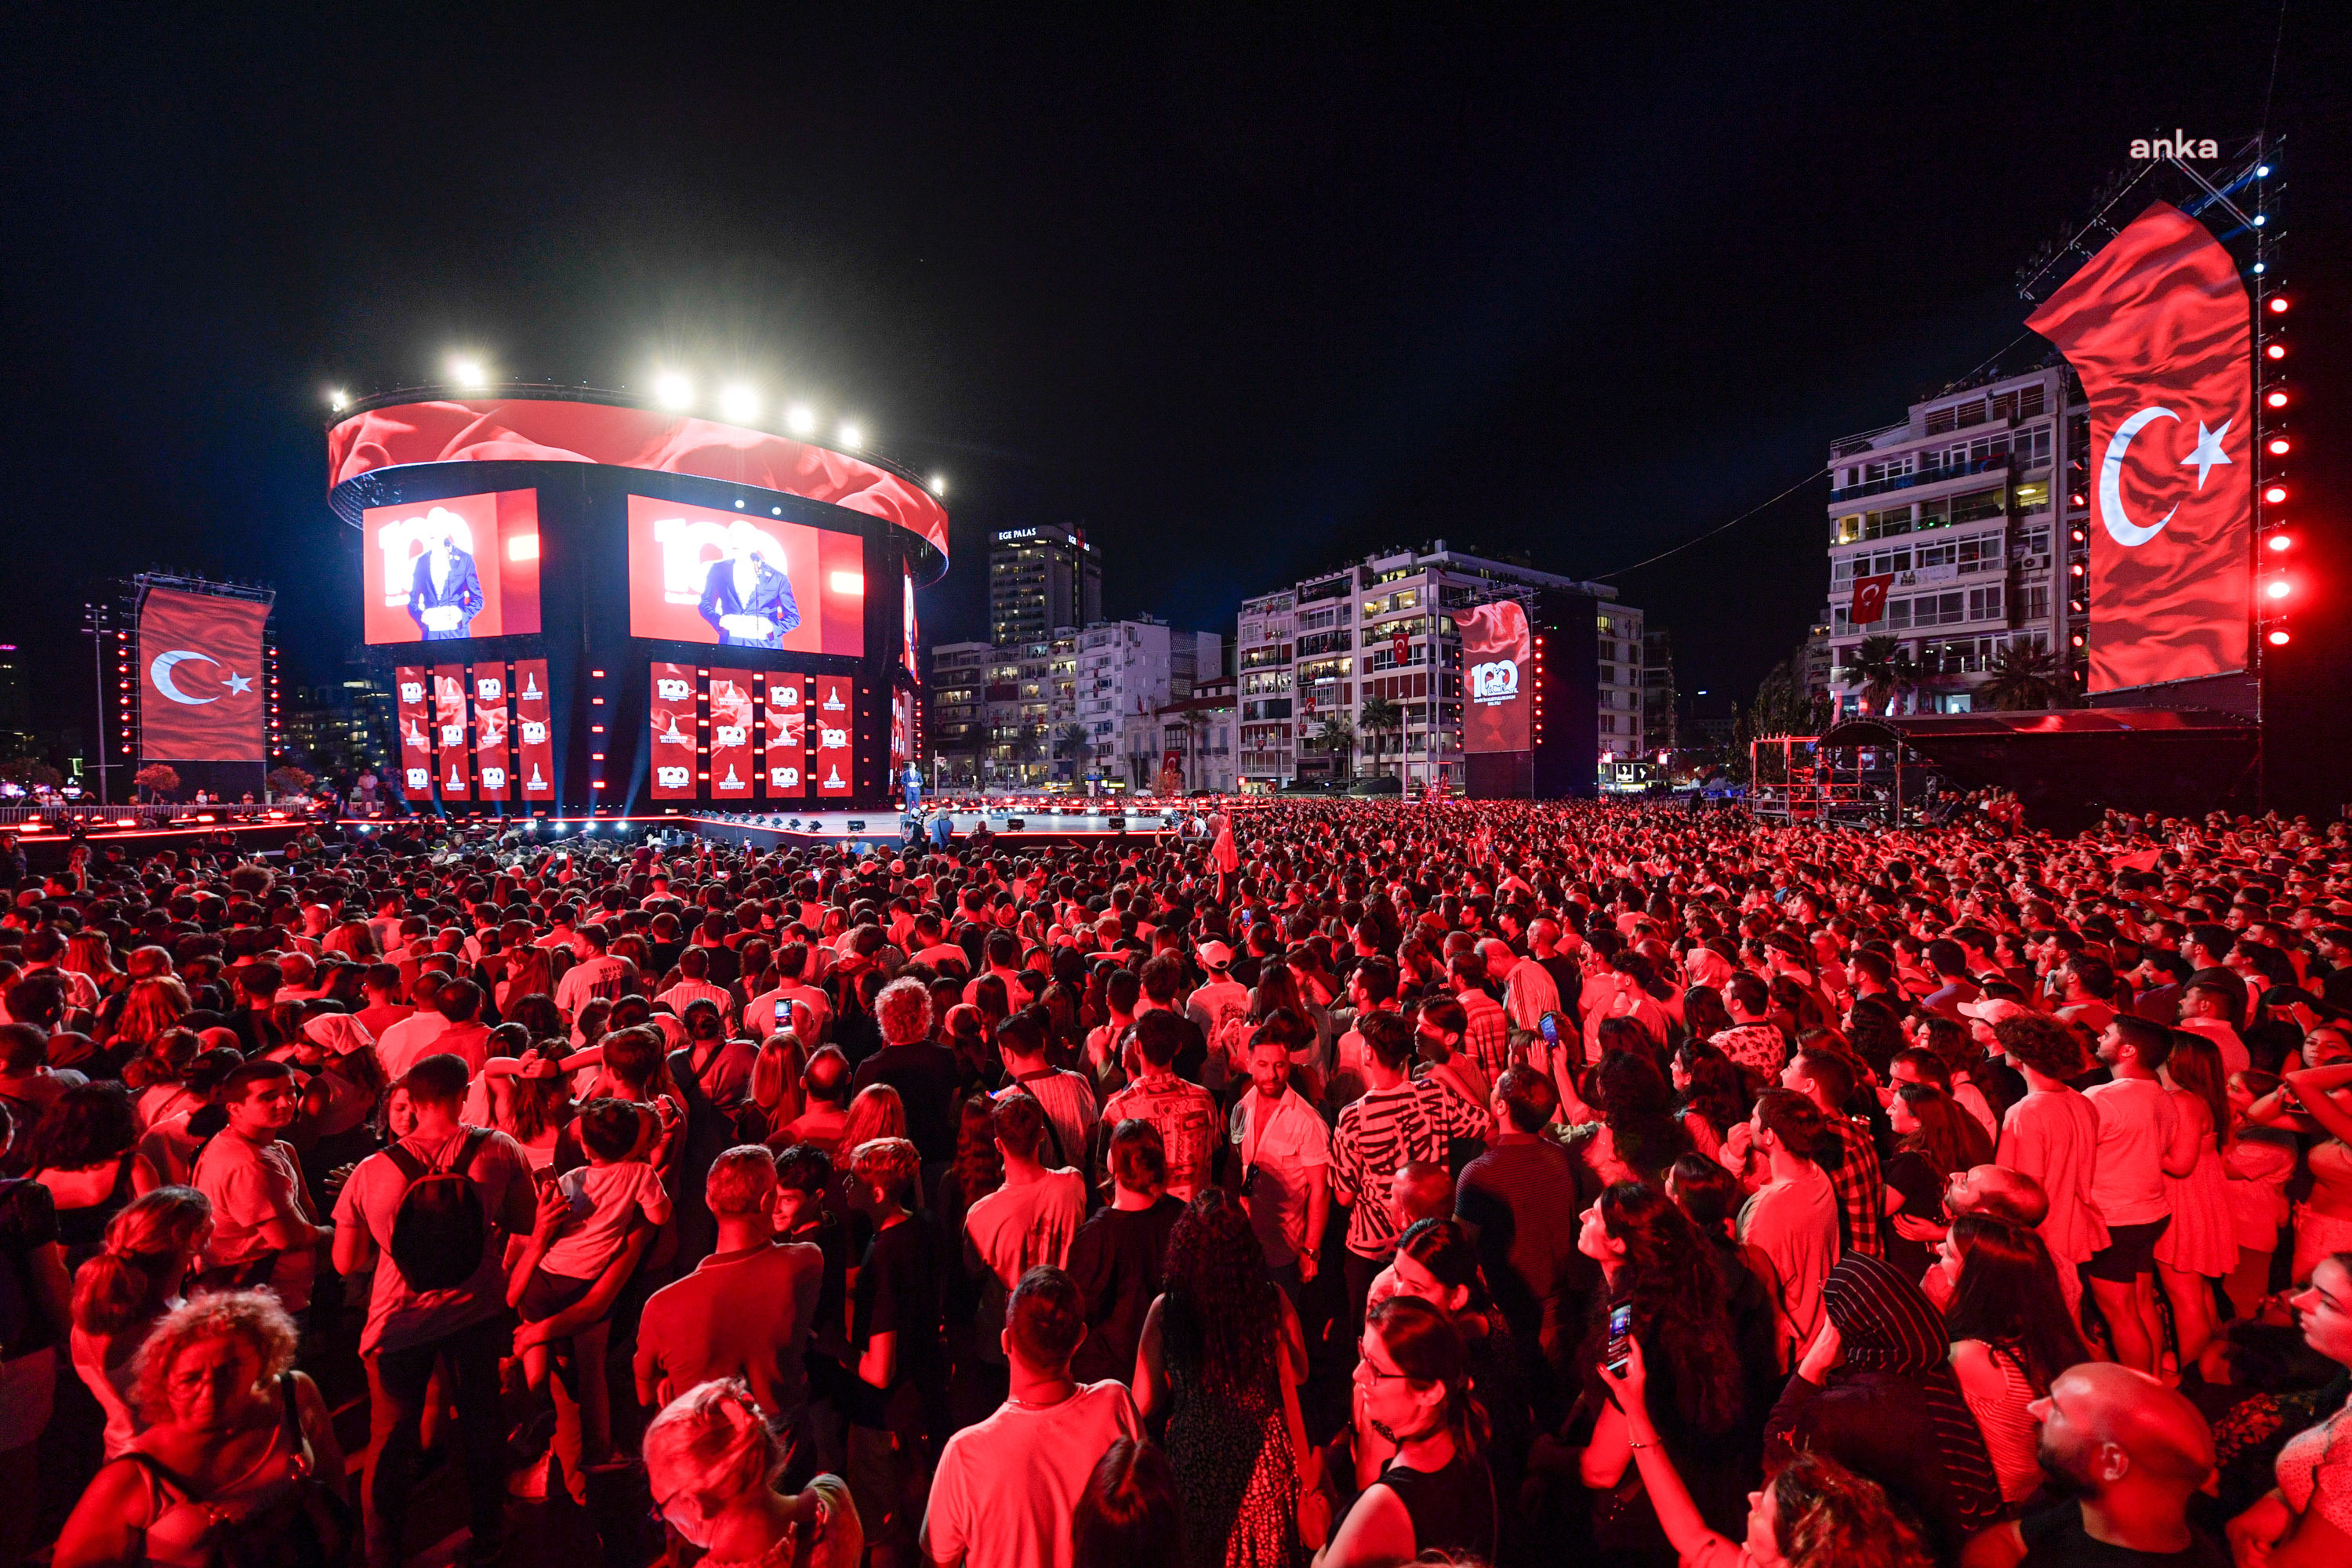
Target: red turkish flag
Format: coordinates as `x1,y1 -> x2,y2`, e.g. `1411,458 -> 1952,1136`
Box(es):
139,588 -> 267,762
2027,201 -> 2250,693
1849,573 -> 1896,625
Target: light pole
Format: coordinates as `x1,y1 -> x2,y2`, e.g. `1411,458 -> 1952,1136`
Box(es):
82,601 -> 112,805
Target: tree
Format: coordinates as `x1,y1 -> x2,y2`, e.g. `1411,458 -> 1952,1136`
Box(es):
1310,713 -> 1356,784
1014,723 -> 1046,784
1978,642 -> 2071,712
1358,695 -> 1404,788
1846,635 -> 1916,716
267,764 -> 317,800
1053,721 -> 1091,782
1,757 -> 65,792
132,763 -> 180,801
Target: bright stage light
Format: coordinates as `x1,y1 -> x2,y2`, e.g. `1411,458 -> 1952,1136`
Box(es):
2258,164 -> 2272,177
2267,343 -> 2287,360
2269,437 -> 2292,456
2269,630 -> 2291,646
2268,534 -> 2293,552
837,422 -> 863,449
2266,579 -> 2292,601
2266,485 -> 2288,504
2253,214 -> 2267,227
2268,390 -> 2289,408
2270,296 -> 2290,314
447,355 -> 488,390
328,390 -> 348,411
931,475 -> 948,495
655,372 -> 694,410
718,383 -> 760,423
786,403 -> 818,435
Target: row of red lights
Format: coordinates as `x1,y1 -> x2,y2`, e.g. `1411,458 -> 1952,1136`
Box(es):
2259,291 -> 2296,649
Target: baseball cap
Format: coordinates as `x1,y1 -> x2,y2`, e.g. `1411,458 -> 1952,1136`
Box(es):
1198,939 -> 1233,971
1958,996 -> 2029,1026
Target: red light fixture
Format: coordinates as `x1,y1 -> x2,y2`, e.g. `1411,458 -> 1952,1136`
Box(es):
2267,390 -> 2289,408
2269,630 -> 2292,647
2266,579 -> 2292,601
2266,485 -> 2288,504
2270,296 -> 2290,314
2268,534 -> 2293,553
2269,437 -> 2292,456
2266,343 -> 2288,361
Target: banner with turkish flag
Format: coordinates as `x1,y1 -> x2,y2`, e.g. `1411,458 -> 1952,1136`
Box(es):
763,673 -> 806,799
514,659 -> 554,800
394,667 -> 433,801
1849,573 -> 1896,626
811,675 -> 853,796
433,665 -> 470,800
138,588 -> 267,762
2027,201 -> 2250,692
709,670 -> 756,799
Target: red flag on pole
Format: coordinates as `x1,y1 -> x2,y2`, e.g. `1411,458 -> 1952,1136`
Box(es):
1849,573 -> 1896,626
139,589 -> 267,762
2026,201 -> 2251,693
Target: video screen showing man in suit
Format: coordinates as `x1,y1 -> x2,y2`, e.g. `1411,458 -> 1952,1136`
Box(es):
696,537 -> 801,648
408,509 -> 486,641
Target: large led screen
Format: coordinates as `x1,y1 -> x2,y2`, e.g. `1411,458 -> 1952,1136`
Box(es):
361,490 -> 543,644
1459,600 -> 1531,754
626,495 -> 866,655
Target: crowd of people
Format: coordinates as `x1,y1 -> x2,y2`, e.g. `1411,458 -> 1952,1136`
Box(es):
2,796 -> 2352,1568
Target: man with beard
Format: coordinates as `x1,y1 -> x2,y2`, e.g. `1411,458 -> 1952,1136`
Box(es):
1958,1362 -> 2225,1566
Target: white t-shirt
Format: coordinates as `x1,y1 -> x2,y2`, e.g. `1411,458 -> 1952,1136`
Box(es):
2084,1076 -> 2180,1229
1231,1087 -> 1330,1267
963,1170 -> 1086,1356
540,1159 -> 673,1279
920,1381 -> 1142,1568
192,1133 -> 317,1312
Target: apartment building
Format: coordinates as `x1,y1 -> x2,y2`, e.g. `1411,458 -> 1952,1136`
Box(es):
989,524 -> 1102,647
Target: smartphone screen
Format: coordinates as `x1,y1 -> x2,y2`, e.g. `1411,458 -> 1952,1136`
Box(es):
1538,1013 -> 1559,1046
774,1000 -> 791,1029
1606,1301 -> 1635,1372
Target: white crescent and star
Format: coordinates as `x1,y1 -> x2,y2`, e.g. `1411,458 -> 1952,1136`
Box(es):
148,649 -> 254,706
2099,405 -> 2234,549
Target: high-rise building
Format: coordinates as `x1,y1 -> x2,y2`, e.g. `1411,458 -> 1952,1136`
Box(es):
989,524 -> 1102,647
926,641 -> 989,785
1824,365 -> 2082,713
1640,630 -> 1678,753
1235,542 -> 1642,793
1080,619 -> 1221,787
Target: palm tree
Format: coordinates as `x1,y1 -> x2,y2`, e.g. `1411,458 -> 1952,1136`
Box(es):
1978,642 -> 2070,711
1053,721 -> 1091,782
1845,635 -> 1916,716
1312,713 -> 1357,784
1358,695 -> 1403,787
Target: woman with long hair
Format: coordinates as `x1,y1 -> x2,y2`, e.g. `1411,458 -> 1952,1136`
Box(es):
2223,1069 -> 2299,1319
68,1186 -> 212,1457
1359,1218 -> 1532,1505
1671,1039 -> 1749,1160
1682,985 -> 1734,1047
739,1030 -> 806,1145
107,978 -> 191,1077
2153,1032 -> 2236,1367
1137,1190 -> 1312,1568
1566,1046 -> 1693,1190
1937,1214 -> 2089,1505
2227,1248 -> 2352,1567
1318,1296 -> 1495,1568
1568,1181 -> 1744,1556
27,1083 -> 160,1266
1880,1082 -> 1991,1281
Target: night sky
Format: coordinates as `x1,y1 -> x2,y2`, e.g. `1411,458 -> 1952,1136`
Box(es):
5,7 -> 2348,803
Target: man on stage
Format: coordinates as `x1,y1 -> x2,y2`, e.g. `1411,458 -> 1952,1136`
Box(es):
697,537 -> 801,648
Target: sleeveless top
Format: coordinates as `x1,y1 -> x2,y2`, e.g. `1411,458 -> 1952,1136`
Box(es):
1958,1341 -> 2044,1503
43,1152 -> 140,1251
1378,1448 -> 1497,1563
112,1375 -> 321,1568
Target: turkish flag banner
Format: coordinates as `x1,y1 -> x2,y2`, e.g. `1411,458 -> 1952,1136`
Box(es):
1392,629 -> 1410,669
394,666 -> 434,801
138,588 -> 267,762
433,665 -> 470,800
472,665 -> 510,800
2027,201 -> 2250,693
811,676 -> 853,797
763,673 -> 806,799
514,659 -> 554,800
650,662 -> 699,800
1850,573 -> 1896,625
709,670 -> 756,798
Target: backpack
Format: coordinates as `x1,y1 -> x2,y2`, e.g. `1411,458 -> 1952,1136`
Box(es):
380,1128 -> 492,1292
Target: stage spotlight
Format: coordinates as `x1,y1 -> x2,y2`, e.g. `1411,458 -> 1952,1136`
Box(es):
718,383 -> 760,423
447,355 -> 488,390
2270,296 -> 2290,314
931,474 -> 948,495
2268,390 -> 2289,408
2266,485 -> 2288,504
2269,629 -> 2291,647
328,390 -> 348,411
786,403 -> 818,435
2267,343 -> 2287,360
837,422 -> 864,449
2258,164 -> 2272,177
2266,579 -> 2292,601
2254,263 -> 2267,275
2269,437 -> 2291,456
655,372 -> 694,410
2253,214 -> 2267,227
2268,534 -> 2293,553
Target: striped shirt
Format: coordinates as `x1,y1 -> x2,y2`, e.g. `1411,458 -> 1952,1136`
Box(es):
1331,1074 -> 1488,1259
993,1068 -> 1100,1174
1456,988 -> 1512,1077
656,979 -> 735,1027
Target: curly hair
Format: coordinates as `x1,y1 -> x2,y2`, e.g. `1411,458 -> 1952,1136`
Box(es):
1578,1181 -> 1741,1436
130,1289 -> 299,1421
27,1082 -> 139,1173
1672,1039 -> 1749,1134
1994,1013 -> 2088,1079
1160,1189 -> 1281,1401
1767,1449 -> 1933,1568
